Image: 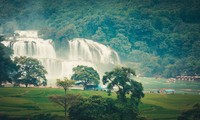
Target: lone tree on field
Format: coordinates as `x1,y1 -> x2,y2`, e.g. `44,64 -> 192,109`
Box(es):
49,94 -> 82,118
103,67 -> 144,105
71,65 -> 100,90
55,77 -> 75,118
14,56 -> 47,87
56,77 -> 75,95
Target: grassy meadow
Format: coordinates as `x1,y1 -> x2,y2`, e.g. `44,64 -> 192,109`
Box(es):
0,87 -> 116,119
135,77 -> 200,94
0,77 -> 200,119
0,87 -> 200,119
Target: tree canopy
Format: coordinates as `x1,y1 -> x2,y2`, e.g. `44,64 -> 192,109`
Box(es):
56,77 -> 75,95
103,67 -> 144,105
53,78 -> 75,117
69,95 -> 143,120
69,95 -> 119,120
1,0 -> 200,77
178,104 -> 200,120
0,36 -> 17,86
14,56 -> 47,87
49,94 -> 82,111
71,65 -> 100,90
49,94 -> 82,118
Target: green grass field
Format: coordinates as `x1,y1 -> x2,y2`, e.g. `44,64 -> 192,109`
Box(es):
0,87 -> 200,120
135,77 -> 200,94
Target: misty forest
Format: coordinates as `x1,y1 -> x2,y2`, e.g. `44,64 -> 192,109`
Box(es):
0,0 -> 200,120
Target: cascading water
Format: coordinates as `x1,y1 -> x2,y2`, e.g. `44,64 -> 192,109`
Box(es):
2,30 -> 120,86
2,30 -> 61,79
68,39 -> 120,64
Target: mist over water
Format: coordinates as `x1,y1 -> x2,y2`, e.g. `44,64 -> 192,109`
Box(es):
2,30 -> 120,86
69,39 -> 120,64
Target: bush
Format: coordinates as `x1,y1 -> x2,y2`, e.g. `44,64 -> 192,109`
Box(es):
177,104 -> 200,120
69,95 -> 143,120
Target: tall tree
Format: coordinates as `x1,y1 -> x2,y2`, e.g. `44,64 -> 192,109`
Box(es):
56,77 -> 75,118
49,94 -> 82,118
0,36 -> 17,86
102,67 -> 144,105
14,56 -> 47,87
56,77 -> 75,95
71,65 -> 100,90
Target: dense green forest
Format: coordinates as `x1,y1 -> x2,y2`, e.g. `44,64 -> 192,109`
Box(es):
0,0 -> 200,77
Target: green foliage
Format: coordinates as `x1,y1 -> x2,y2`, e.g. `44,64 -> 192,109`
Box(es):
103,67 -> 144,105
0,114 -> 8,120
69,95 -> 141,120
177,104 -> 200,120
0,87 -> 200,119
56,77 -> 75,94
1,0 -> 200,77
56,77 -> 75,117
128,50 -> 161,76
115,102 -> 141,120
69,95 -> 114,120
56,24 -> 79,41
71,65 -> 100,90
109,33 -> 131,58
0,36 -> 17,85
14,56 -> 47,87
49,94 -> 82,118
30,113 -> 59,120
91,27 -> 107,43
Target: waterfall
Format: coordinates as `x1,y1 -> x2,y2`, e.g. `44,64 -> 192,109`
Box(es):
69,38 -> 120,64
2,30 -> 120,86
2,31 -> 56,59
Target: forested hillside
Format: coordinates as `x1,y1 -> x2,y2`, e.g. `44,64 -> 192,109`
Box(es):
0,0 -> 200,77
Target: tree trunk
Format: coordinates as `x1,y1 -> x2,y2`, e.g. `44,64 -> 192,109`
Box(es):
83,83 -> 87,90
25,84 -> 28,87
119,90 -> 126,103
64,89 -> 66,118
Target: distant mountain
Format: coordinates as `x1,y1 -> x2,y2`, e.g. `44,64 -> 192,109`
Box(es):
0,0 -> 200,77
